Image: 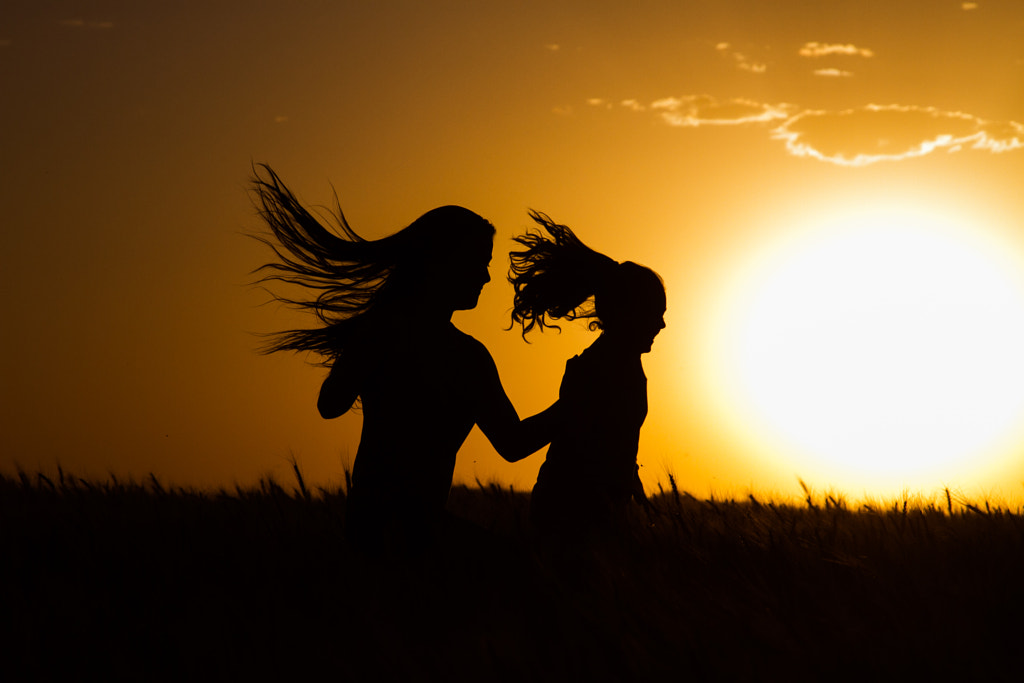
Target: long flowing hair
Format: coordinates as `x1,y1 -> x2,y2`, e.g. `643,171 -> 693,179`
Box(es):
250,163 -> 493,361
508,210 -> 620,337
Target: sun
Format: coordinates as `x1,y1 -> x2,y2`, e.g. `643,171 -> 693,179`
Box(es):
704,205 -> 1024,494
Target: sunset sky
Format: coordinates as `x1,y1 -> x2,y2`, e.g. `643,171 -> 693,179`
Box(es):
4,1 -> 1024,502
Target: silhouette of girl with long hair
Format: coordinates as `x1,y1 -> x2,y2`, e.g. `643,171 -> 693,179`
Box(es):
509,210 -> 666,543
251,165 -> 560,555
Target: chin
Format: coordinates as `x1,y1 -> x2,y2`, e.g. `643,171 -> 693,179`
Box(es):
455,295 -> 482,311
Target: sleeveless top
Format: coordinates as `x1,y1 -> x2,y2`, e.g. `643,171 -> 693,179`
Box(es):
532,344 -> 648,511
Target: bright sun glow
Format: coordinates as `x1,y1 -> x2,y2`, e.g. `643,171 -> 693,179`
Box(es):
706,206 -> 1024,493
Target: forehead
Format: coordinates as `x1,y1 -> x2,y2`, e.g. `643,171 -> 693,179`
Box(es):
646,285 -> 667,313
630,268 -> 664,294
635,273 -> 667,312
448,233 -> 493,263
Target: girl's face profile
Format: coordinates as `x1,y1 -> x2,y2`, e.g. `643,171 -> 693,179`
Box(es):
443,236 -> 493,311
634,288 -> 667,353
618,280 -> 666,353
603,268 -> 667,353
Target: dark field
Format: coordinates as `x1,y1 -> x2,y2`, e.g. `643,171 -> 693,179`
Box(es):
3,469 -> 1023,682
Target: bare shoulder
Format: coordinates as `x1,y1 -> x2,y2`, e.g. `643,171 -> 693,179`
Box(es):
448,325 -> 497,368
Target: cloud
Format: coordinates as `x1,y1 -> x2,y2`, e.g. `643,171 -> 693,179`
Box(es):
588,95 -> 1024,166
962,2 -> 978,9
586,98 -> 657,113
735,54 -> 767,74
715,43 -> 767,74
544,44 -> 560,51
60,19 -> 114,30
774,105 -> 1024,166
813,68 -> 853,78
799,42 -> 874,58
648,95 -> 793,127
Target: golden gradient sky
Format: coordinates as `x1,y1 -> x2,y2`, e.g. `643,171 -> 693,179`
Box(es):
3,1 -> 1024,501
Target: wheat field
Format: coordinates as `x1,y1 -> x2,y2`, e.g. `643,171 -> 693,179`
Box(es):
2,467 -> 1022,681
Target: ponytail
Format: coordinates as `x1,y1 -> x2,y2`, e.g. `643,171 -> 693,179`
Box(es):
508,210 -> 618,337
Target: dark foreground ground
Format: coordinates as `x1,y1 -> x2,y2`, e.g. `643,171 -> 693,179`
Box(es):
2,470 -> 1023,682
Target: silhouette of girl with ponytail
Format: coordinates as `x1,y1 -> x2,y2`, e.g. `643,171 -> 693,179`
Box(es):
251,165 -> 560,555
509,210 -> 666,543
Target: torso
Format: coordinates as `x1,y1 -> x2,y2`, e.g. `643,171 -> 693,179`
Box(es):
534,341 -> 648,506
350,323 -> 484,514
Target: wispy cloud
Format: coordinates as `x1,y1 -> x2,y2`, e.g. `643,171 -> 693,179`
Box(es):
646,95 -> 792,126
715,42 -> 767,74
587,95 -> 1024,166
799,42 -> 874,58
544,44 -> 561,52
773,105 -> 1024,165
60,19 -> 114,30
735,55 -> 767,74
962,2 -> 979,9
592,95 -> 790,127
813,68 -> 853,78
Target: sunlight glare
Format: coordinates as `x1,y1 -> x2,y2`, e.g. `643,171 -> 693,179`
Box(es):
706,206 -> 1024,491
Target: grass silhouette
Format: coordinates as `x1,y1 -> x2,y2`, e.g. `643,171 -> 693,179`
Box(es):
2,466 -> 1022,681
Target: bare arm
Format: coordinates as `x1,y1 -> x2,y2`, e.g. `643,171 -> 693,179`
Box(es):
471,345 -> 561,462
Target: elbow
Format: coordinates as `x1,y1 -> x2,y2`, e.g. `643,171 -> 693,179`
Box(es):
484,411 -> 558,462
499,448 -> 526,464
317,373 -> 357,419
490,438 -> 520,463
317,399 -> 338,420
317,393 -> 350,420
497,423 -> 558,462
497,440 -> 541,463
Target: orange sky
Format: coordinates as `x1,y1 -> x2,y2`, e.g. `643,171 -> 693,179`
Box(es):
3,1 -> 1024,502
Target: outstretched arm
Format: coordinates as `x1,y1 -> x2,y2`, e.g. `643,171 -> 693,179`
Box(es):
471,345 -> 561,462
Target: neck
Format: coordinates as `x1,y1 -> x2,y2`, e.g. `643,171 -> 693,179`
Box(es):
592,332 -> 642,359
402,292 -> 457,326
411,308 -> 455,329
